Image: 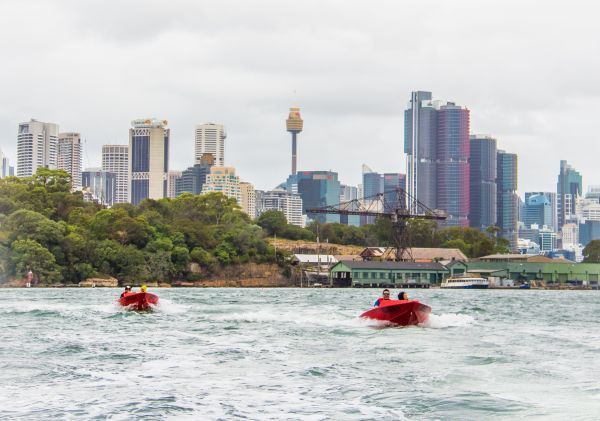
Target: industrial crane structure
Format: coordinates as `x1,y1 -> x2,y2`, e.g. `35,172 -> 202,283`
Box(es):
306,188 -> 447,261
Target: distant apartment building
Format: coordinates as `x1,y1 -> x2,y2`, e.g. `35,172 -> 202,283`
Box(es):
175,154 -> 214,197
257,188 -> 304,227
82,168 -> 116,206
469,135 -> 497,231
17,119 -> 59,177
57,132 -> 82,188
195,123 -> 226,167
561,223 -> 579,248
102,145 -> 129,204
128,119 -> 169,205
557,160 -> 582,230
497,150 -> 518,251
202,166 -> 241,203
167,171 -> 181,198
239,181 -> 256,217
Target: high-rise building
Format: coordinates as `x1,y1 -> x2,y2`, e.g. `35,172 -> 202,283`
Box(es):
202,166 -> 241,203
287,171 -> 341,224
82,168 -> 116,206
286,107 -> 303,176
340,184 -> 358,203
383,173 -> 406,211
257,188 -> 304,227
57,132 -> 82,188
128,118 -> 169,206
523,193 -> 553,230
561,223 -> 579,248
469,135 -> 497,231
404,92 -> 470,225
175,154 -> 214,197
497,150 -> 518,250
405,91 -> 437,212
195,123 -> 226,167
524,192 -> 557,232
585,186 -> 600,203
239,181 -> 256,217
362,169 -> 383,199
0,148 -> 12,178
557,160 -> 582,229
17,119 -> 59,177
167,171 -> 181,198
436,103 -> 470,227
102,145 -> 129,204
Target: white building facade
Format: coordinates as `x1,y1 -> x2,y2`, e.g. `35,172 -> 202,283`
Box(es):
167,170 -> 182,199
202,166 -> 240,203
57,132 -> 82,188
17,119 -> 59,177
258,188 -> 304,227
195,123 -> 226,167
102,145 -> 129,204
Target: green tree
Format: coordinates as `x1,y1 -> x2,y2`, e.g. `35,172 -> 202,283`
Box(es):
583,240 -> 600,263
257,210 -> 288,236
10,239 -> 60,283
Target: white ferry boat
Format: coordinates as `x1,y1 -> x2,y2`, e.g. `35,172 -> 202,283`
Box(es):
440,276 -> 489,289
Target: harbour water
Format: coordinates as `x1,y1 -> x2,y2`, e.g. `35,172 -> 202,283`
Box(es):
1,288 -> 599,420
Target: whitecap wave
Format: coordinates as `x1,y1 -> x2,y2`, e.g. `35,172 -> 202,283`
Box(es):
421,313 -> 475,329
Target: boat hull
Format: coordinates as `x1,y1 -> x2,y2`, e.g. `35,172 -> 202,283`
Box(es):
118,292 -> 159,310
440,285 -> 489,289
360,300 -> 431,326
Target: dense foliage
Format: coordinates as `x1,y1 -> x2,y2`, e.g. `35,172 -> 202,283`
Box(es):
0,169 -> 281,284
583,240 -> 600,263
0,169 -> 509,284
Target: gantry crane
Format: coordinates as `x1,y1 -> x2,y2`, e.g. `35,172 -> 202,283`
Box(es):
306,188 -> 446,261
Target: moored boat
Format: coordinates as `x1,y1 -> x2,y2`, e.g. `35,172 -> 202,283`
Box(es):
118,292 -> 159,310
360,299 -> 431,326
441,276 -> 489,289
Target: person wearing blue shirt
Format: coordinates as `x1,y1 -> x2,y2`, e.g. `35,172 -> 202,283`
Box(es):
373,289 -> 391,306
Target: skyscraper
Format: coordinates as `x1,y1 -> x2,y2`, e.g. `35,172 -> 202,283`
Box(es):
469,135 -> 497,231
195,123 -> 226,167
523,193 -> 554,230
287,171 -> 340,224
286,107 -> 303,176
383,173 -> 406,211
404,91 -> 437,212
57,132 -> 82,188
497,150 -> 518,250
436,103 -> 470,227
128,118 -> 169,205
176,154 -> 214,197
102,145 -> 129,204
82,168 -> 116,206
557,160 -> 582,229
17,119 -> 59,177
0,148 -> 12,178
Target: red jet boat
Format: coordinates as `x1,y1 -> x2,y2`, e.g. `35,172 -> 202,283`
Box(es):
360,299 -> 431,326
118,292 -> 159,311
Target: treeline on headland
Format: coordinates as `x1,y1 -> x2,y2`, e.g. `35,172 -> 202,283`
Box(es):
0,169 -> 510,285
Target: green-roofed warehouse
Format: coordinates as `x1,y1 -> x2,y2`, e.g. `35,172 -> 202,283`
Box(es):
330,261 -> 448,287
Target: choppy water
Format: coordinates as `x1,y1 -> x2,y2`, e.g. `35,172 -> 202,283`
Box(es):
1,288 -> 600,420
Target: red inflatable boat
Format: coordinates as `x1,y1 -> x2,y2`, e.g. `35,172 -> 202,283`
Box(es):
118,292 -> 159,311
360,299 -> 431,326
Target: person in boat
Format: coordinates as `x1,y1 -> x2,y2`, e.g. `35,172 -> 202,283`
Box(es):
120,285 -> 132,298
398,291 -> 409,300
373,289 -> 391,306
140,285 -> 148,293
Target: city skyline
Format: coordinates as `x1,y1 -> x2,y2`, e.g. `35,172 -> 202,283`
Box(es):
0,1 -> 598,193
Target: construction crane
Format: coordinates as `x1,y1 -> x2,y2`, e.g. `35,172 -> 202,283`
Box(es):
306,188 -> 446,261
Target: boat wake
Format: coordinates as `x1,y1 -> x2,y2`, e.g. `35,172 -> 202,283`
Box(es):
421,313 -> 475,329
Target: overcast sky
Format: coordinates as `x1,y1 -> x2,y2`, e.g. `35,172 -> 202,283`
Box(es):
0,0 -> 598,194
